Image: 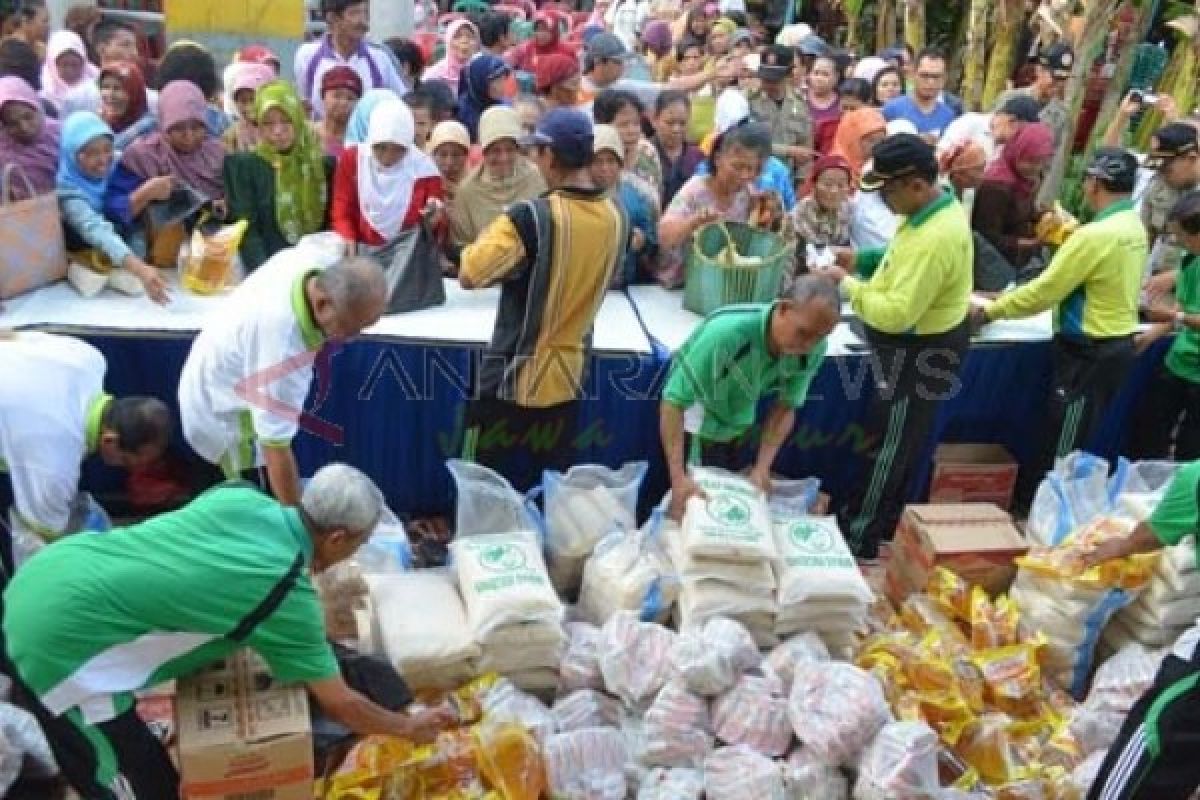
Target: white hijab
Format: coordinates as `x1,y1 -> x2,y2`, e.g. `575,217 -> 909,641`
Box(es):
358,99 -> 439,240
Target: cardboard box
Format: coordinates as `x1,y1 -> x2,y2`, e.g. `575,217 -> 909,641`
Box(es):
929,444 -> 1019,509
885,503 -> 1028,606
176,650 -> 313,800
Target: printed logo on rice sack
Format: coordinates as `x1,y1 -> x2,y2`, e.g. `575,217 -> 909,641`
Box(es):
461,536 -> 550,594
707,495 -> 753,528
784,520 -> 855,568
479,542 -> 528,573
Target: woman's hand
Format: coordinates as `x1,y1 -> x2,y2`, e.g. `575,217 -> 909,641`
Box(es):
145,175 -> 174,203
630,228 -> 646,252
691,207 -> 721,231
124,255 -> 170,305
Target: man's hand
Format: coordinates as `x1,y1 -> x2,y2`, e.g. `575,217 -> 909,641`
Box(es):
747,465 -> 772,497
831,246 -> 855,271
1117,91 -> 1142,120
1076,537 -> 1134,572
1144,270 -> 1178,304
668,474 -> 706,521
1135,323 -> 1172,355
1156,94 -> 1179,122
968,305 -> 990,335
398,705 -> 459,744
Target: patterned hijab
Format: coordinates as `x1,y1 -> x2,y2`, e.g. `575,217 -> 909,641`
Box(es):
254,80 -> 327,244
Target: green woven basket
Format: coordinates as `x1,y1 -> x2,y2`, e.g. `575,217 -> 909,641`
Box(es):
683,222 -> 792,316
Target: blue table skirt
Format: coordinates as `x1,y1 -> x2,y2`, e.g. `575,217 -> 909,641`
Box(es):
77,333 -> 1162,517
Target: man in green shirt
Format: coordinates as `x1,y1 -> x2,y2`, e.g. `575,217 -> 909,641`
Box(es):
1078,460 -> 1200,800
817,133 -> 973,558
976,147 -> 1148,511
660,275 -> 839,518
1128,190 -> 1200,461
1,464 -> 452,799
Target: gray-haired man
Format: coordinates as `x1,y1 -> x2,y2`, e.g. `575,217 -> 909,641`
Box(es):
2,464 -> 455,800
179,255 -> 388,506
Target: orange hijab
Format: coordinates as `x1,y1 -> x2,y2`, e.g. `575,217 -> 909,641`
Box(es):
830,108 -> 885,180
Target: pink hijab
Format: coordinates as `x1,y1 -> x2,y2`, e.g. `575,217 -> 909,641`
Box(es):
422,19 -> 478,91
120,81 -> 226,201
40,30 -> 99,112
983,121 -> 1055,200
0,76 -> 59,200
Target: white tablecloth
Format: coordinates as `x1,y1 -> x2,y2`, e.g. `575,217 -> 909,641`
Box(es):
1,277 -> 653,355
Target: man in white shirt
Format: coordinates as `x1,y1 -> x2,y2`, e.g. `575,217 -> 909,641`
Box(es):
0,332 -> 170,570
179,255 -> 387,507
294,0 -> 407,119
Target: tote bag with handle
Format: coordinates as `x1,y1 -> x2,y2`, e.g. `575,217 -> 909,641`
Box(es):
0,164 -> 67,300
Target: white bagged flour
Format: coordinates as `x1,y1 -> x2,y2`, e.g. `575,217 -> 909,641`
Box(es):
682,468 -> 775,563
452,531 -> 563,639
772,515 -> 872,608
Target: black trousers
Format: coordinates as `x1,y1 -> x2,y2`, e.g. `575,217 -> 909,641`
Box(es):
1014,334 -> 1136,511
838,321 -> 970,559
684,432 -> 752,472
461,396 -> 581,493
1125,364 -> 1200,463
1087,634 -> 1200,800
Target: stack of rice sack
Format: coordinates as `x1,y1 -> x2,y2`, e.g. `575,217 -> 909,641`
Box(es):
452,531 -> 565,693
367,568 -> 480,688
770,510 -> 873,656
1009,517 -> 1158,697
1106,535 -> 1198,651
668,468 -> 779,647
543,462 -> 645,598
578,510 -> 678,626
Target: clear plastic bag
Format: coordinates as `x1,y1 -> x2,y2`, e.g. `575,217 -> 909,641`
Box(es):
642,680 -> 714,769
446,459 -> 541,538
1084,642 -> 1167,715
559,622 -> 605,692
481,679 -> 555,744
703,744 -> 786,800
355,506 -> 414,574
67,491 -> 111,534
768,477 -> 823,519
852,721 -> 940,800
0,703 -> 55,779
783,748 -> 849,799
579,510 -> 679,626
712,673 -> 791,757
544,462 -> 646,596
1070,750 -> 1108,794
599,611 -> 678,707
637,767 -> 705,799
763,633 -> 831,693
1027,452 -> 1113,546
789,662 -> 891,767
670,616 -> 762,696
553,690 -> 622,733
544,727 -> 629,800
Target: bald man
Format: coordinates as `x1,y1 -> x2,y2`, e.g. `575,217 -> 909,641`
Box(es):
179,255 -> 387,505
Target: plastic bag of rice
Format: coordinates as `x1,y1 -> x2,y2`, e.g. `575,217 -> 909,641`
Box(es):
772,515 -> 872,607
788,662 -> 890,766
704,744 -> 786,800
670,616 -> 762,696
544,727 -> 629,800
452,531 -> 563,639
783,747 -> 849,799
482,678 -> 555,743
599,611 -> 678,707
637,767 -> 705,800
579,510 -> 679,625
552,690 -> 622,733
642,680 -> 714,768
763,633 -> 830,694
681,468 -> 775,563
712,673 -> 791,757
559,621 -> 605,692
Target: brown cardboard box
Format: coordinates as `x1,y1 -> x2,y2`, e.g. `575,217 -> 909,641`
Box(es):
885,503 -> 1028,606
176,650 -> 313,800
929,444 -> 1019,509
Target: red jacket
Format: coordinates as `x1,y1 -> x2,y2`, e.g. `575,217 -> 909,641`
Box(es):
332,145 -> 445,246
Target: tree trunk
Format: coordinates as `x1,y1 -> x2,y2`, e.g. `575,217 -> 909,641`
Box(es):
904,0 -> 925,55
961,0 -> 990,110
981,0 -> 1024,109
946,0 -> 973,94
1041,0 -> 1121,207
876,0 -> 898,51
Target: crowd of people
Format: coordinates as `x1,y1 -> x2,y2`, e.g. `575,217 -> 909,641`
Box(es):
2,0 -> 1200,796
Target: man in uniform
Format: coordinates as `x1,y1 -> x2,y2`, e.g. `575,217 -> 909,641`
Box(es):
748,45 -> 815,175
659,275 -> 840,517
816,134 -> 974,558
993,42 -> 1073,149
1137,123 -> 1200,276
976,148 -> 1147,511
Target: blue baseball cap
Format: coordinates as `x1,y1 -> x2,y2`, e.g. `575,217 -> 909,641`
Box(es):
522,108 -> 594,162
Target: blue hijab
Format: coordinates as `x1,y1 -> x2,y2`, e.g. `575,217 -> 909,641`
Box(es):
56,112 -> 115,211
456,54 -> 509,141
345,88 -> 397,145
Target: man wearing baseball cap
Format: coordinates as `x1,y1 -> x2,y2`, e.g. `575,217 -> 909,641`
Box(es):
993,42 -> 1072,149
815,134 -> 974,558
1138,123 -> 1200,273
977,147 -> 1148,512
748,44 -> 815,174
459,109 -> 628,491
582,32 -> 629,103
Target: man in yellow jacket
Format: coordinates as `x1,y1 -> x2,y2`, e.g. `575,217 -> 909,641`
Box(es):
818,133 -> 974,558
977,147 -> 1148,511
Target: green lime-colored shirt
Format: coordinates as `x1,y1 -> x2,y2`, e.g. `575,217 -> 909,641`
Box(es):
1165,254 -> 1200,384
1149,461 -> 1200,551
663,302 -> 828,443
3,485 -> 338,721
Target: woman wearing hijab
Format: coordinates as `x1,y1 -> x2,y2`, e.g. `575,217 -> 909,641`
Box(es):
533,53 -> 581,111
972,122 -> 1056,272
795,153 -> 853,251
108,80 -> 226,238
0,75 -> 59,199
829,107 -> 886,182
313,65 -> 363,159
56,113 -> 167,303
507,10 -> 573,74
221,61 -> 275,153
422,19 -> 479,94
939,140 -> 988,203
638,20 -> 674,83
332,98 -> 443,253
456,54 -> 511,142
97,61 -> 152,150
224,80 -> 330,271
40,30 -> 98,113
345,88 -> 398,146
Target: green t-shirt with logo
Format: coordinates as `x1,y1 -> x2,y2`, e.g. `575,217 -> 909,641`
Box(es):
3,485 -> 338,720
1148,461 -> 1200,550
1165,254 -> 1200,384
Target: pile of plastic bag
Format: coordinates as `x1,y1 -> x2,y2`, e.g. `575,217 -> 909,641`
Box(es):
669,468 -> 779,647
543,462 -> 645,598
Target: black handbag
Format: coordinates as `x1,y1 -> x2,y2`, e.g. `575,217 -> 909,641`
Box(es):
370,219 -> 446,314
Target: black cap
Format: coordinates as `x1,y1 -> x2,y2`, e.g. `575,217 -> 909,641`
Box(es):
1084,147 -> 1139,192
997,94 -> 1041,124
1146,123 -> 1200,169
522,108 -> 594,163
1037,42 -> 1074,77
860,133 -> 937,192
759,44 -> 794,81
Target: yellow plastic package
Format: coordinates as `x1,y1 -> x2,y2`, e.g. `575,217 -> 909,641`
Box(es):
1017,518 -> 1159,591
473,720 -> 546,800
896,689 -> 976,746
900,595 -> 970,652
927,566 -> 973,622
180,219 -> 248,294
954,712 -> 1026,785
971,587 -> 1020,650
973,644 -> 1044,720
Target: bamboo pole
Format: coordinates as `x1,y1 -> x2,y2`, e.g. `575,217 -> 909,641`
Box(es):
961,0 -> 991,110
876,0 -> 897,52
904,0 -> 925,55
981,0 -> 1025,109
